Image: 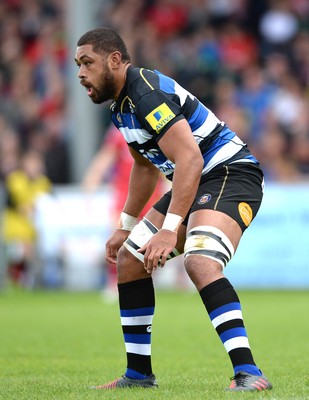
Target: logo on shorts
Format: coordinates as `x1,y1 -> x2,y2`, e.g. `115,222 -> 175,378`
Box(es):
198,194 -> 212,205
238,202 -> 253,226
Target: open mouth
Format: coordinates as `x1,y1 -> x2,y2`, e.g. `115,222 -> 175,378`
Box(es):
87,87 -> 94,96
81,81 -> 94,97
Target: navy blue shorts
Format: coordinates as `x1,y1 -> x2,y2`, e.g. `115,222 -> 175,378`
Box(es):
153,163 -> 264,232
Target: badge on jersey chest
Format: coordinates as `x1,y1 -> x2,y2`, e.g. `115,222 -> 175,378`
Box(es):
116,113 -> 122,125
146,103 -> 175,133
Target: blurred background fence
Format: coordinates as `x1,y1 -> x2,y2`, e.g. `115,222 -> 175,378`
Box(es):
0,0 -> 308,290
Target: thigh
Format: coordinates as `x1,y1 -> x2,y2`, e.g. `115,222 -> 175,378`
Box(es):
154,163 -> 264,234
187,209 -> 242,252
183,164 -> 264,288
190,163 -> 264,233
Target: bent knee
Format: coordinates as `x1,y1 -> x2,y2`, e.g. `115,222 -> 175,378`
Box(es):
184,254 -> 225,290
117,246 -> 149,283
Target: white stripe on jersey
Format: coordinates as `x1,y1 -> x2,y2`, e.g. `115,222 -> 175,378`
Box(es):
121,315 -> 154,326
119,126 -> 151,144
119,112 -> 221,146
192,112 -> 223,144
202,135 -> 245,174
174,81 -> 195,105
174,79 -> 222,140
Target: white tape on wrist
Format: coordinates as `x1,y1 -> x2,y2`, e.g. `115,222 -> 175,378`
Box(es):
162,213 -> 183,232
117,212 -> 137,231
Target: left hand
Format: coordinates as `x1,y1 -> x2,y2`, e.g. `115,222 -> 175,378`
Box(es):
137,229 -> 177,273
106,228 -> 131,264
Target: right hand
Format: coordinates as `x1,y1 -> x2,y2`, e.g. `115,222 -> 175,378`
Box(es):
138,229 -> 178,273
106,229 -> 131,264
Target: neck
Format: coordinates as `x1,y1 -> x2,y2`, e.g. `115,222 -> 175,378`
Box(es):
114,62 -> 131,100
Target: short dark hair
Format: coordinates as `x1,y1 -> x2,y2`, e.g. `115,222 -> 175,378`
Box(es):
77,27 -> 131,62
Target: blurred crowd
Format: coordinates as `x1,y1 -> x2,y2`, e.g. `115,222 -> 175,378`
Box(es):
0,0 -> 69,185
0,0 -> 308,186
0,0 -> 309,287
100,0 -> 309,182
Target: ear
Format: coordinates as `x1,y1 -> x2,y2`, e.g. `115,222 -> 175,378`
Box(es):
109,51 -> 122,70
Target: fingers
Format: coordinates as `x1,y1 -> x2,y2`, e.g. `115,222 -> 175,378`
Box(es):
106,244 -> 118,264
105,230 -> 131,265
138,231 -> 177,273
140,246 -> 169,273
106,255 -> 117,264
106,252 -> 117,263
145,251 -> 159,274
137,244 -> 154,273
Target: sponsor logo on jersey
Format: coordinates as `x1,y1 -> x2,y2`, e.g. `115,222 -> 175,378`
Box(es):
198,194 -> 212,204
145,103 -> 175,133
238,202 -> 253,226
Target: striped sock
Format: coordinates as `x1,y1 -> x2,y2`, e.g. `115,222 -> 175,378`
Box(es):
200,277 -> 261,376
118,278 -> 154,379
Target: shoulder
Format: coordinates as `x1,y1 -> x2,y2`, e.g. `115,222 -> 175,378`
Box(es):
126,67 -> 160,102
127,67 -> 159,86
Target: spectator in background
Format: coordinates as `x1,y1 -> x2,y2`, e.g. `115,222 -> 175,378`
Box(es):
257,126 -> 303,181
0,0 -> 70,185
144,0 -> 189,39
291,31 -> 309,88
0,119 -> 21,181
259,0 -> 299,56
212,77 -> 251,144
1,150 -> 52,286
236,65 -> 276,144
218,22 -> 258,73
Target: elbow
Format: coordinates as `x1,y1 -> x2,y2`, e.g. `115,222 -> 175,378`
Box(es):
176,151 -> 203,178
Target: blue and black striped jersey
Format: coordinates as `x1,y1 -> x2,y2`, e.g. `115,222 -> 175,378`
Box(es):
110,67 -> 258,180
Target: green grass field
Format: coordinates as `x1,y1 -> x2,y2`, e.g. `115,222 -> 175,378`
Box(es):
0,288 -> 308,400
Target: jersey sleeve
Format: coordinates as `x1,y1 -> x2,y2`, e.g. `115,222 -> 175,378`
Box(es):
134,88 -> 185,142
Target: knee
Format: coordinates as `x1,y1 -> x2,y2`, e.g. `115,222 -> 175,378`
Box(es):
184,255 -> 224,290
117,246 -> 149,283
116,245 -> 131,276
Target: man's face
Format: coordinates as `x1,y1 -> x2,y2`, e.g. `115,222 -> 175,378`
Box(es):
75,44 -> 117,104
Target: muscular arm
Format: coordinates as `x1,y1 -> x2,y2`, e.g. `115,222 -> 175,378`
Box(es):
139,119 -> 204,272
122,147 -> 160,218
105,147 -> 160,264
158,119 -> 204,218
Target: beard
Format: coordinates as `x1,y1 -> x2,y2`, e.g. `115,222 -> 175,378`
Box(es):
91,62 -> 117,104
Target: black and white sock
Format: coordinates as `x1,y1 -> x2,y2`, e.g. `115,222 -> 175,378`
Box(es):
200,277 -> 261,376
118,277 -> 154,379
